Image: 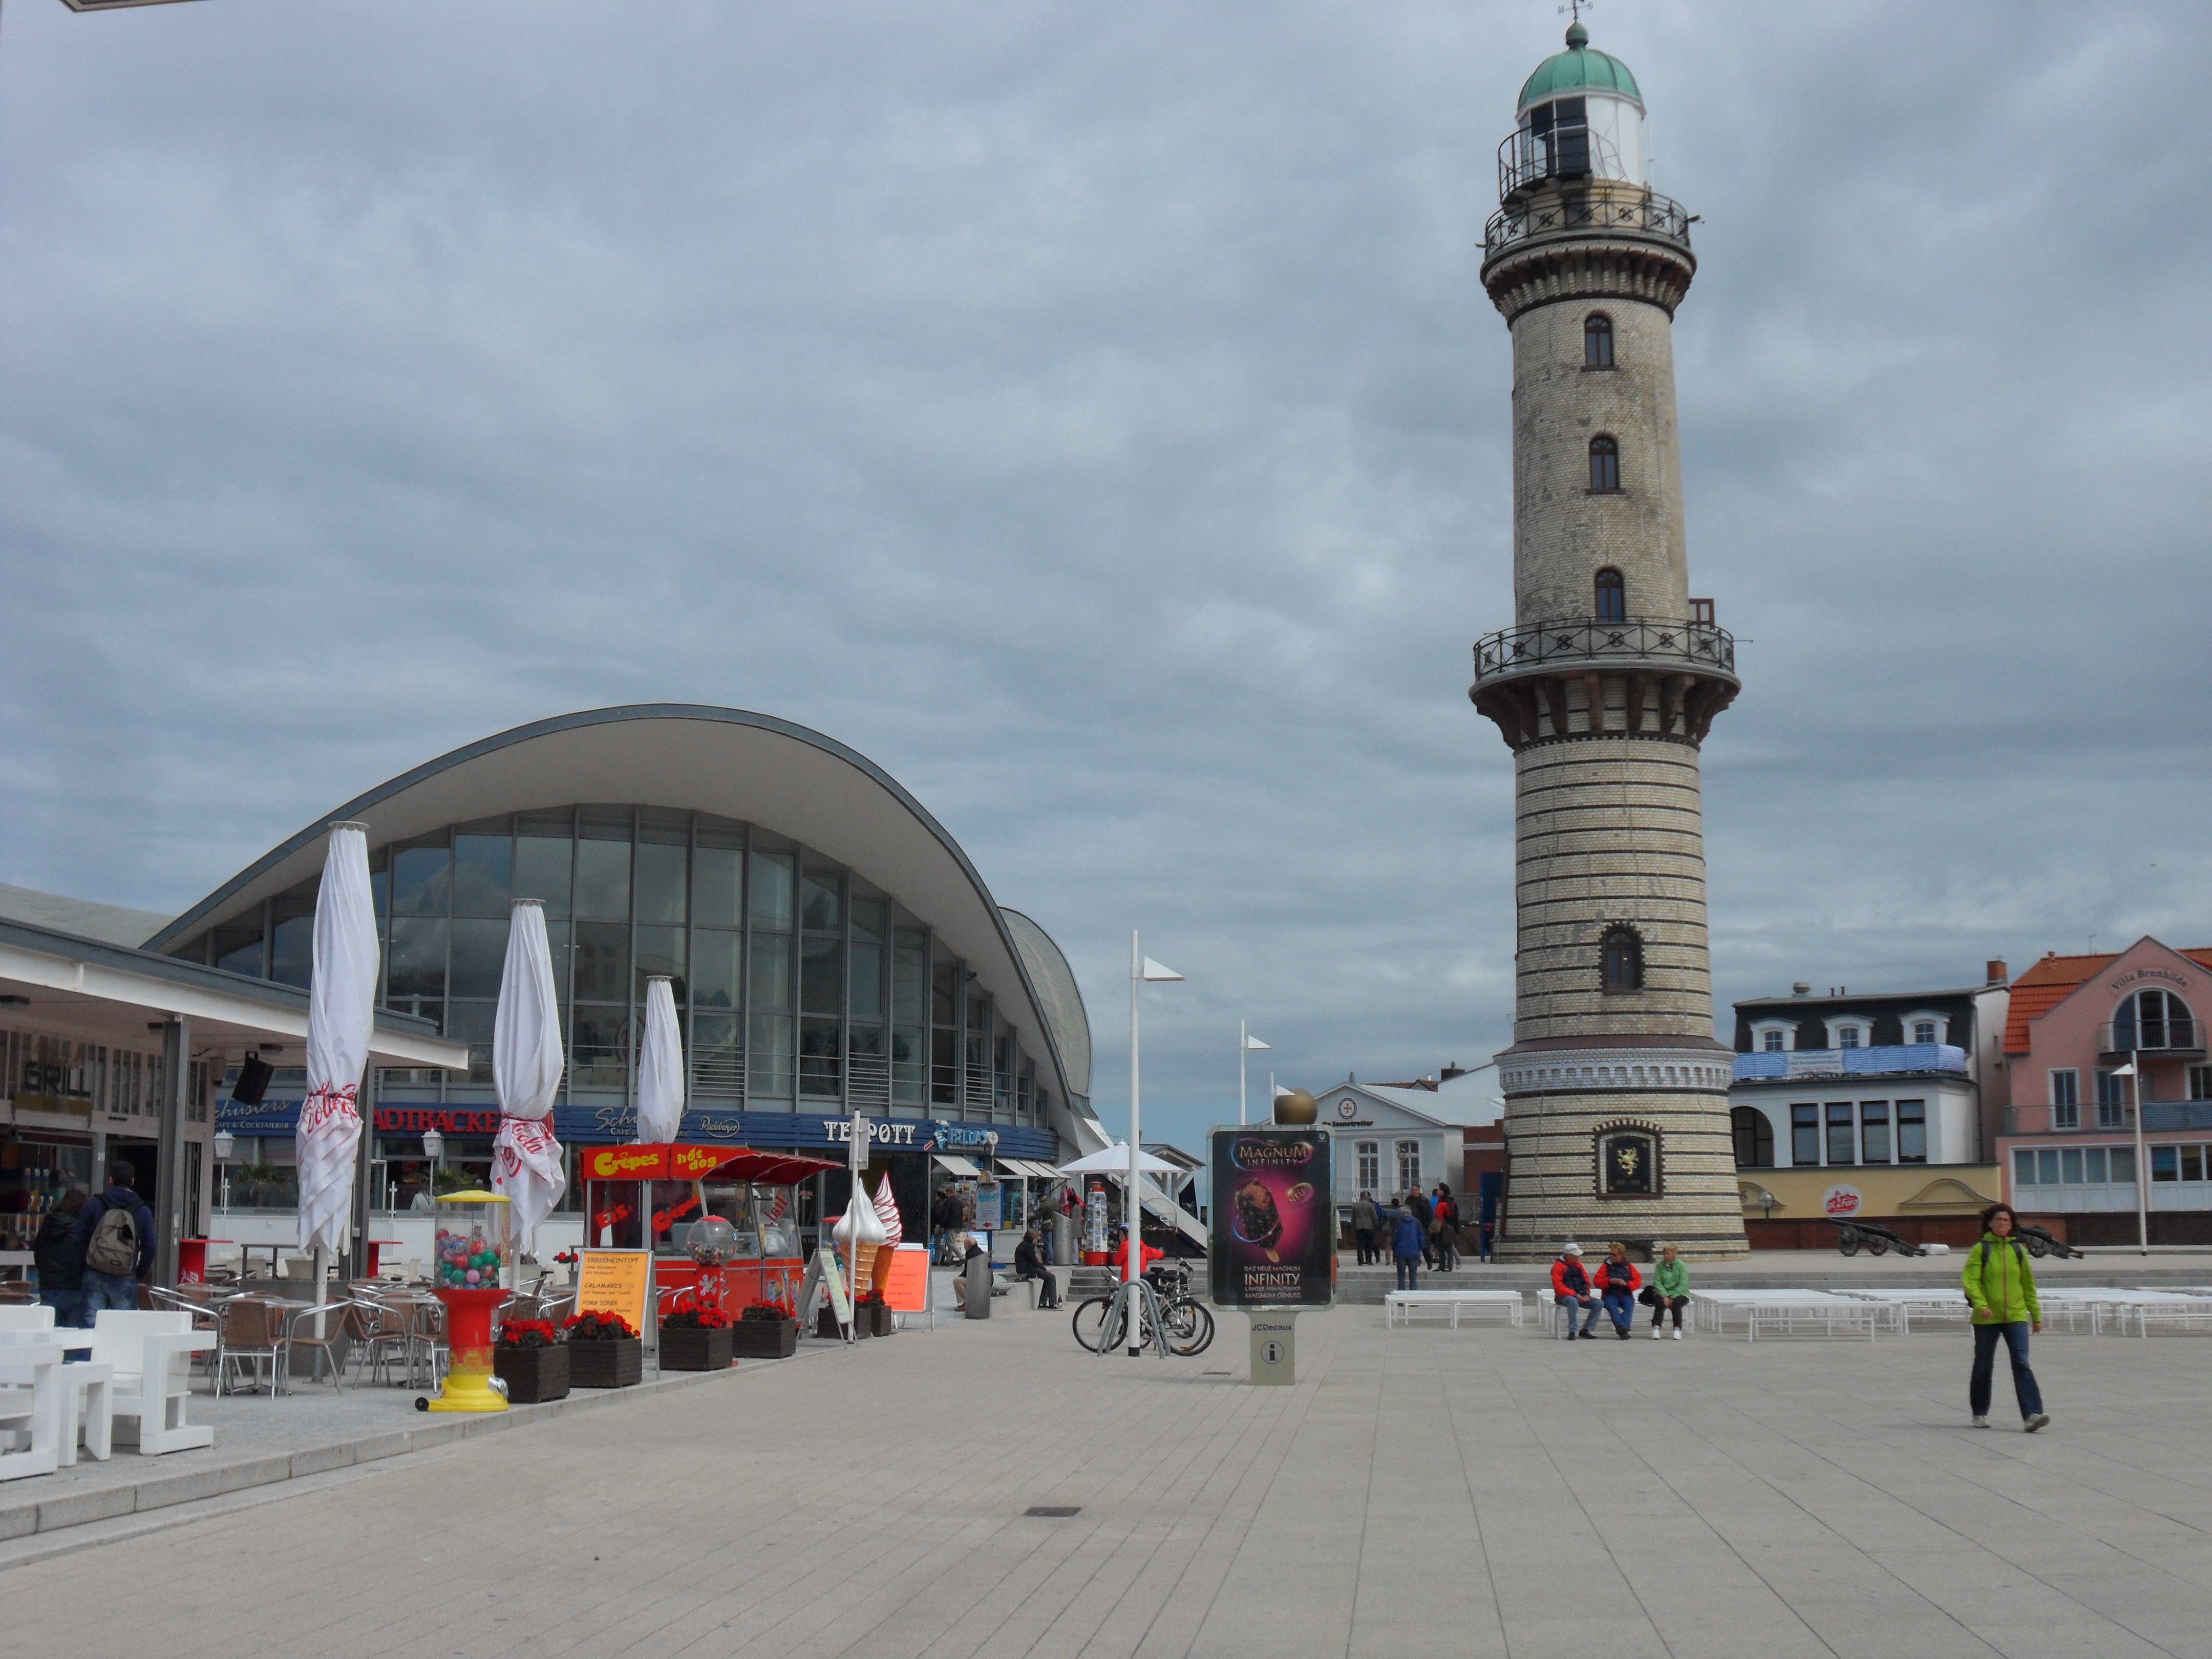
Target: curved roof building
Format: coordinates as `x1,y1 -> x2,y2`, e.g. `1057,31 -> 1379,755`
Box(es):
153,706 -> 1099,1166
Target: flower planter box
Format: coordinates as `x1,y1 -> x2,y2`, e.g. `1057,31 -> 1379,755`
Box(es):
858,1302 -> 894,1337
568,1337 -> 643,1389
731,1318 -> 799,1359
659,1325 -> 735,1372
493,1343 -> 569,1405
816,1304 -> 872,1339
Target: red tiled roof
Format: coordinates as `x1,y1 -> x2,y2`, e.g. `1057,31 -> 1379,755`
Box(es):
2003,948 -> 2212,1053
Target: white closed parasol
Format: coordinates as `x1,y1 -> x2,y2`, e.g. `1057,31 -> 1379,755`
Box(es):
491,901 -> 567,1256
635,976 -> 684,1144
296,823 -> 377,1257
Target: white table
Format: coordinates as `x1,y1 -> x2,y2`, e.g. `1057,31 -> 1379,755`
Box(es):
56,1362 -> 113,1466
1384,1290 -> 1524,1328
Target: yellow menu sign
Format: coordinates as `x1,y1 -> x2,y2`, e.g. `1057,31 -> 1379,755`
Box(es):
574,1249 -> 652,1333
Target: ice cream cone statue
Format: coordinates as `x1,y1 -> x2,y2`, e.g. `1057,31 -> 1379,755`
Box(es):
833,1181 -> 889,1304
869,1172 -> 903,1294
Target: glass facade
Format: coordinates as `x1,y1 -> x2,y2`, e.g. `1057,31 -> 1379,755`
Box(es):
172,805 -> 1057,1130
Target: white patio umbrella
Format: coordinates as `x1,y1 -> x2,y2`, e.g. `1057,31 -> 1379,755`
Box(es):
1057,1144 -> 1180,1177
635,976 -> 684,1144
296,822 -> 377,1260
491,901 -> 567,1257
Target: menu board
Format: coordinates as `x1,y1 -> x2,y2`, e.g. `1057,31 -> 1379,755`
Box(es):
573,1249 -> 653,1332
1207,1126 -> 1334,1311
882,1244 -> 931,1313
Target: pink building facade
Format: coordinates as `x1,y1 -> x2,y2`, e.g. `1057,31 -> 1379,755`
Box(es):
1997,937 -> 2212,1243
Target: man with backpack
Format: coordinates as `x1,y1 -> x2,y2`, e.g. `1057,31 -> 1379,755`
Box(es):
74,1161 -> 155,1322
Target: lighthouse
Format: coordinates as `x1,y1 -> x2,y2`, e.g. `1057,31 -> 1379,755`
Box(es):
1469,24 -> 1748,1260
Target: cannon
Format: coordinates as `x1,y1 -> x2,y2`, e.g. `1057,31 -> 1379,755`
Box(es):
1826,1217 -> 1924,1258
2014,1222 -> 2083,1260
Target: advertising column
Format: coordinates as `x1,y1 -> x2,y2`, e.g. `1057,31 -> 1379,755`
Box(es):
1207,1125 -> 1333,1385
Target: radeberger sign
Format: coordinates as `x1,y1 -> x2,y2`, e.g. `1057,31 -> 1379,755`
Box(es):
1207,1125 -> 1335,1311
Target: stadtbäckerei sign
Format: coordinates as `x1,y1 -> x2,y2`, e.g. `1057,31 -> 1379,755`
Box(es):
1207,1126 -> 1335,1311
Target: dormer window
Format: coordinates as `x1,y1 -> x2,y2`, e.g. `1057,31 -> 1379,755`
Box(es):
1901,1010 -> 1950,1048
1584,313 -> 1614,368
1749,1018 -> 1795,1054
1824,1017 -> 1869,1050
1839,1028 -> 1860,1048
1594,567 -> 1625,621
1762,1030 -> 1784,1052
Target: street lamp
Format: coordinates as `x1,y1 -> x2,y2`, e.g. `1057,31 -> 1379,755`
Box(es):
2114,1055 -> 2147,1256
212,1129 -> 234,1211
1120,931 -> 1182,1356
422,1125 -> 445,1202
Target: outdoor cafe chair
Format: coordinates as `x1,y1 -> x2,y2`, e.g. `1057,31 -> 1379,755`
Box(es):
345,1299 -> 414,1388
87,1311 -> 214,1454
215,1297 -> 289,1397
286,1302 -> 353,1390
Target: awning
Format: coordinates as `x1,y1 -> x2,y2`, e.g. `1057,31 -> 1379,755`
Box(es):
933,1154 -> 983,1178
1012,1158 -> 1064,1179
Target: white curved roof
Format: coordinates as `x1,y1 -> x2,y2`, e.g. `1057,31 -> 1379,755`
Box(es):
148,705 -> 1088,1117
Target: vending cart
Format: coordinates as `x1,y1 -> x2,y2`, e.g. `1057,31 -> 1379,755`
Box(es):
580,1144 -> 839,1320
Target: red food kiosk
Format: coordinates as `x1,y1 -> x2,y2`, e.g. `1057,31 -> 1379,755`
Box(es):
579,1144 -> 841,1319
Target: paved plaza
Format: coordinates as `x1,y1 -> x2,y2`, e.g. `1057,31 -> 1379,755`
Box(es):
4,1298 -> 2208,1658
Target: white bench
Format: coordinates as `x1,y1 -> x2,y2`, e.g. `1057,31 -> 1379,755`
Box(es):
1830,1289 -> 1970,1333
88,1311 -> 215,1454
1691,1291 -> 1887,1341
1384,1290 -> 1523,1329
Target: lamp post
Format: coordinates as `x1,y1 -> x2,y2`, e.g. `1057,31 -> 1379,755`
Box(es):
212,1129 -> 234,1213
423,1125 -> 445,1203
1238,1023 -> 1270,1126
1125,931 -> 1182,1355
2118,1053 -> 2148,1256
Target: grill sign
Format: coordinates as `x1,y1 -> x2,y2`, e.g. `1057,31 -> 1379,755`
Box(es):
1208,1126 -> 1334,1311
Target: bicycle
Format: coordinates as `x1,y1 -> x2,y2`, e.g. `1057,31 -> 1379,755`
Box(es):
1072,1260 -> 1214,1357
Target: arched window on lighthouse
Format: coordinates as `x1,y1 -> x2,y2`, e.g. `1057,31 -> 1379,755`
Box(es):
1601,926 -> 1644,992
1584,313 -> 1614,368
1594,567 -> 1626,621
1588,435 -> 1621,493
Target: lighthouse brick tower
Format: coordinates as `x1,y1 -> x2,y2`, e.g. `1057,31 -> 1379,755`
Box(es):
1469,24 -> 1748,1260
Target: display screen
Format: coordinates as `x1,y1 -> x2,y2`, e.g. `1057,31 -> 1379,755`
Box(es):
1207,1126 -> 1334,1310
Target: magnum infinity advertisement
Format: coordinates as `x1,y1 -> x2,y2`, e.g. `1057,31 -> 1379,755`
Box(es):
1208,1126 -> 1334,1310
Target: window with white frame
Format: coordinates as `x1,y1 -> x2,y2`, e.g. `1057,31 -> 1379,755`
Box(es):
2050,1069 -> 2079,1130
1395,1140 -> 1421,1193
1825,1017 -> 1869,1049
2017,1144 -> 2134,1188
1751,1019 -> 1794,1053
1896,1099 -> 1927,1163
1902,1010 -> 1948,1047
2096,1069 -> 2129,1129
1356,1141 -> 1379,1190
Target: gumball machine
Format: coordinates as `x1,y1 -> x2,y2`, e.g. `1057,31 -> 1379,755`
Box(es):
686,1214 -> 737,1314
424,1190 -> 513,1414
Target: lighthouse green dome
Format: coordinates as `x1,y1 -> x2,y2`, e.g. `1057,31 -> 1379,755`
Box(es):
1518,22 -> 1642,112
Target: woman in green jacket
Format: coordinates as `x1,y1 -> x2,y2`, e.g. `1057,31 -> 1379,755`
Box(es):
1648,1242 -> 1690,1338
1961,1202 -> 2049,1431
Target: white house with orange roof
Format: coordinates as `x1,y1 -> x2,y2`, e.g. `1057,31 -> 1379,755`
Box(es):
1997,937 -> 2212,1243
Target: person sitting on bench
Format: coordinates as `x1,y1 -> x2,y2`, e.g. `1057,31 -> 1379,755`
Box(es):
1014,1227 -> 1060,1309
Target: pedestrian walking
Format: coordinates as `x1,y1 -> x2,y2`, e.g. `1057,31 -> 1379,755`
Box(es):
1591,1241 -> 1641,1339
1430,1183 -> 1459,1272
1408,1188 -> 1437,1269
1963,1202 -> 2049,1432
1389,1201 -> 1426,1291
1550,1242 -> 1602,1338
34,1188 -> 88,1329
1647,1241 -> 1690,1338
1350,1190 -> 1380,1266
74,1162 -> 154,1322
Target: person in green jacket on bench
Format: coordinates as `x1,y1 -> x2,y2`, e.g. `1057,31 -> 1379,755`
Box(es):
1648,1242 -> 1690,1338
1962,1202 -> 2050,1433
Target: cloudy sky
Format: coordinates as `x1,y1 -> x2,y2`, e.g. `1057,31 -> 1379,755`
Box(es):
4,1 -> 2208,1155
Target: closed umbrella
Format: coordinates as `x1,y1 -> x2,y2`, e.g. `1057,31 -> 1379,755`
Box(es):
296,823 -> 377,1260
491,901 -> 566,1257
635,976 -> 684,1144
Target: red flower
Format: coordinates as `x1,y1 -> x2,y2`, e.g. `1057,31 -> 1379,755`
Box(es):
562,1311 -> 636,1341
497,1318 -> 558,1349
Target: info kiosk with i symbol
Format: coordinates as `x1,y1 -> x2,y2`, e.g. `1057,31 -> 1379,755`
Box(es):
1209,1089 -> 1333,1386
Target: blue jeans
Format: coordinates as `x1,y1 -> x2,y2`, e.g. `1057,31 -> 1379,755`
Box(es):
1971,1321 -> 2044,1418
79,1270 -> 138,1323
40,1289 -> 85,1329
1602,1289 -> 1635,1332
1556,1292 -> 1600,1335
1394,1255 -> 1419,1290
